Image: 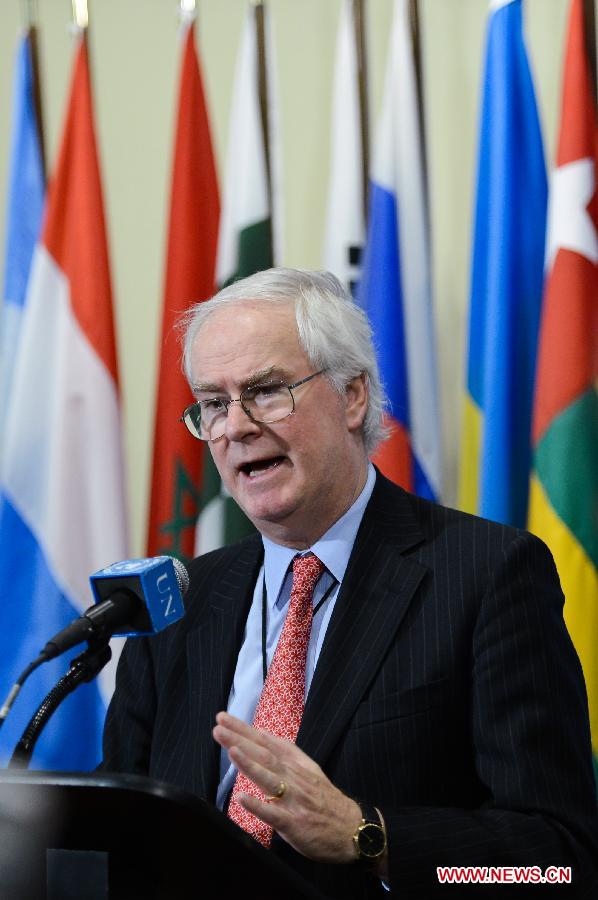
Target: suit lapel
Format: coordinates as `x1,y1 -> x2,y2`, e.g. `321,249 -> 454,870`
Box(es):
183,475 -> 429,791
297,475 -> 428,767
185,537 -> 263,800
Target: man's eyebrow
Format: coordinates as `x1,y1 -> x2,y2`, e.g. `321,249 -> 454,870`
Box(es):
191,380 -> 224,395
244,366 -> 290,387
192,366 -> 290,395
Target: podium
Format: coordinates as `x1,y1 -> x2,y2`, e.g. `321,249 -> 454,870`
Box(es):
0,772 -> 327,899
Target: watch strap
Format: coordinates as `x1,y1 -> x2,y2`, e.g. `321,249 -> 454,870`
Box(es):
356,800 -> 383,827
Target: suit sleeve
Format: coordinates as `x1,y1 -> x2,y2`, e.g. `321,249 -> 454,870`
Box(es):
383,531 -> 598,897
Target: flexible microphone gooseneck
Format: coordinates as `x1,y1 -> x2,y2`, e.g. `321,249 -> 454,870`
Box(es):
0,555 -> 189,730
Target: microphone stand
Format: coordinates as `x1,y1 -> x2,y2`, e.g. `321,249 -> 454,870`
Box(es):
8,634 -> 112,769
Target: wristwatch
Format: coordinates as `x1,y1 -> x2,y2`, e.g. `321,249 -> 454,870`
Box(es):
352,801 -> 387,864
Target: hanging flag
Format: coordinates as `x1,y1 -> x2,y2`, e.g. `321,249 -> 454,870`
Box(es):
459,0 -> 547,527
358,0 -> 441,500
0,31 -> 45,463
0,33 -> 128,769
195,2 -> 282,554
528,0 -> 598,782
146,16 -> 219,563
323,0 -> 368,296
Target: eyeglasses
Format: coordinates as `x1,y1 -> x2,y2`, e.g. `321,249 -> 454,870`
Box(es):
180,369 -> 327,442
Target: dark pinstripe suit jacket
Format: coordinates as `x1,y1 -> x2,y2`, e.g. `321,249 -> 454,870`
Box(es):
101,473 -> 598,898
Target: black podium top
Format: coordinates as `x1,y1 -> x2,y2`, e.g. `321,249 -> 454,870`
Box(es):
0,771 -> 328,899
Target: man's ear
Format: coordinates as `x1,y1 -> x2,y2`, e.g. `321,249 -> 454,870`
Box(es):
345,373 -> 369,432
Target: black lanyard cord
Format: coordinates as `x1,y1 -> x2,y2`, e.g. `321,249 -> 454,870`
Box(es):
261,576 -> 337,683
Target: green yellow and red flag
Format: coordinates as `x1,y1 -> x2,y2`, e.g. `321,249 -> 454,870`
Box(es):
528,0 -> 598,781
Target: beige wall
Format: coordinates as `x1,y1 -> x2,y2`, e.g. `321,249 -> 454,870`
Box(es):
0,0 -> 570,554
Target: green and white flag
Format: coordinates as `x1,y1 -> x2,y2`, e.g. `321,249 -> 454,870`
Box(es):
195,2 -> 282,555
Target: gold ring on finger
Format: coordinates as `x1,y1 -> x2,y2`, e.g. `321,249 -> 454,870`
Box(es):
265,780 -> 287,802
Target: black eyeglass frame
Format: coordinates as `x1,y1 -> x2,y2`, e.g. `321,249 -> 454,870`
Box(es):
180,368 -> 328,442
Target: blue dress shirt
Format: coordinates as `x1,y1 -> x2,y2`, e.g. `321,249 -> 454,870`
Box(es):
216,463 -> 376,809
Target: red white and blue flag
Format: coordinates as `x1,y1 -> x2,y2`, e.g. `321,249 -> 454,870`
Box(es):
358,0 -> 441,499
0,34 -> 127,769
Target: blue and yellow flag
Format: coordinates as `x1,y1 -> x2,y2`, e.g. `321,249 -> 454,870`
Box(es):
459,0 -> 547,527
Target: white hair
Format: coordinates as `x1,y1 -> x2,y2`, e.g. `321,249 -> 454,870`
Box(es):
181,268 -> 388,454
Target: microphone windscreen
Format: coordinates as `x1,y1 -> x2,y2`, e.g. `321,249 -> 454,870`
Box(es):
171,556 -> 190,598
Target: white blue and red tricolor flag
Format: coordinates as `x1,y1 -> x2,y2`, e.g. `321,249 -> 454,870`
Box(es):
358,0 -> 441,500
459,0 -> 547,527
0,32 -> 45,462
0,34 -> 128,769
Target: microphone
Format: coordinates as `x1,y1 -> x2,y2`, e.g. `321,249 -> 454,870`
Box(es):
41,555 -> 189,662
0,556 -> 189,731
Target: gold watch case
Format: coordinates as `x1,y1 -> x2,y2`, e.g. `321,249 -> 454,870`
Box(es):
353,818 -> 387,861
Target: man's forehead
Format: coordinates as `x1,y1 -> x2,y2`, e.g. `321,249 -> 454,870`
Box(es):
190,302 -> 305,392
202,298 -> 294,326
194,300 -> 299,351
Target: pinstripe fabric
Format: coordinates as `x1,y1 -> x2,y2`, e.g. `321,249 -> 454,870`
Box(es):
102,472 -> 598,898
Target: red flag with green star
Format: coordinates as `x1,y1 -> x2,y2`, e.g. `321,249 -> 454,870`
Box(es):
146,18 -> 219,563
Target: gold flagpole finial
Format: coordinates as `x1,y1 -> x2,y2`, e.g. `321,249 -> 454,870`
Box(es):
71,0 -> 89,30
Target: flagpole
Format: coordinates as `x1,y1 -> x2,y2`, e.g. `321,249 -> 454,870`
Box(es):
21,0 -> 37,27
409,0 -> 428,201
20,0 -> 46,179
253,0 -> 273,255
352,0 -> 370,224
583,0 -> 597,103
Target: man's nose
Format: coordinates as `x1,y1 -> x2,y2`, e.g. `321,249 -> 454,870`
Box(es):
223,400 -> 261,441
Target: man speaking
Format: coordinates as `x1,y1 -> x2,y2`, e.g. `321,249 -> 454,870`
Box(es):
102,269 -> 598,897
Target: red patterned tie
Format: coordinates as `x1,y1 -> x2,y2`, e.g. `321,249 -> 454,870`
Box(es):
227,554 -> 325,846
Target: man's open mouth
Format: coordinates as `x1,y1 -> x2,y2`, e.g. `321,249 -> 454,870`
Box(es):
239,456 -> 286,478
